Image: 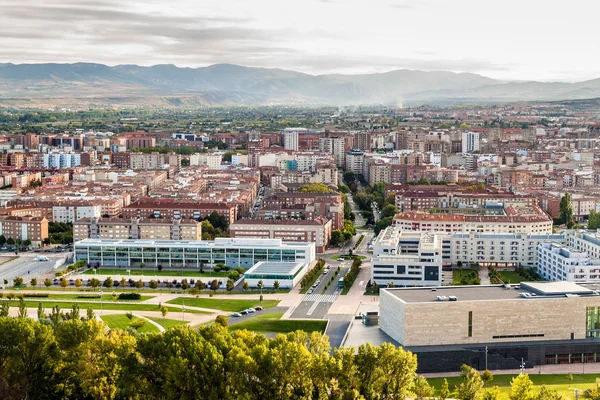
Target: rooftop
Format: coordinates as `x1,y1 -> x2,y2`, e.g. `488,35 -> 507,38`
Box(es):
385,281 -> 600,303
245,261 -> 304,276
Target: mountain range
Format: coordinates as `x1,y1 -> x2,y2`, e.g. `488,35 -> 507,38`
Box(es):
0,62 -> 599,108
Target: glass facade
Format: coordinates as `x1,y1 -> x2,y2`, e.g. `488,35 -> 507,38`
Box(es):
75,240 -> 313,269
586,307 -> 600,338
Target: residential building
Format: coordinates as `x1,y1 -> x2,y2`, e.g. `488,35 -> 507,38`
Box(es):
462,131 -> 480,153
74,217 -> 202,241
537,242 -> 600,282
230,217 -> 332,253
284,131 -> 299,151
122,199 -> 237,224
53,204 -> 102,223
319,137 -> 346,168
0,215 -> 48,246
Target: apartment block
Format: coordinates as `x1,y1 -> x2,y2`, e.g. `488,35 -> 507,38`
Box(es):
122,199 -> 237,225
0,215 -> 48,247
74,217 -> 202,241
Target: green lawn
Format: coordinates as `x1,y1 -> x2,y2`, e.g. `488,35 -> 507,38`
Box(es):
428,373 -> 598,399
20,293 -> 154,301
166,297 -> 279,312
82,268 -> 229,277
4,300 -> 209,314
147,316 -> 189,330
453,269 -> 480,285
499,271 -> 527,284
229,313 -> 327,334
100,314 -> 159,333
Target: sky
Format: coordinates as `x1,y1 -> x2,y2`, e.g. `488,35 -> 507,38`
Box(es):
2,0 -> 599,82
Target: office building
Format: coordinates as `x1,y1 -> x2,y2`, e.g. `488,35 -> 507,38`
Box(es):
74,237 -> 316,269
243,261 -> 308,288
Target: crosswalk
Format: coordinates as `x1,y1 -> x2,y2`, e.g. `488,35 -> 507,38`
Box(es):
303,293 -> 338,303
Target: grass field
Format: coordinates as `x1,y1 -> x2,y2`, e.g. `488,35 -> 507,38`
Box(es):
166,297 -> 279,312
100,314 -> 159,333
4,300 -> 209,314
229,313 -> 327,334
453,269 -> 480,285
82,268 -> 228,277
147,316 -> 188,330
499,271 -> 527,284
428,373 -> 599,399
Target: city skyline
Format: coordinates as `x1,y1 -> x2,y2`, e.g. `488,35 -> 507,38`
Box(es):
2,0 -> 599,82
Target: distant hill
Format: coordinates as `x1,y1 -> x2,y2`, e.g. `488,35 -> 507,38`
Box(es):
0,62 -> 599,107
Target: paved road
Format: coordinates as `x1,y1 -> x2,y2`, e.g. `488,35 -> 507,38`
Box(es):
0,253 -> 66,286
325,314 -> 354,349
228,306 -> 288,325
290,261 -> 348,319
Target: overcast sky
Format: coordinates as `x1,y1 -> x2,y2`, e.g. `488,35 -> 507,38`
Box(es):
2,0 -> 598,81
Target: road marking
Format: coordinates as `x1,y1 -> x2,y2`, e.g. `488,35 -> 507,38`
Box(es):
359,280 -> 364,286
306,301 -> 320,316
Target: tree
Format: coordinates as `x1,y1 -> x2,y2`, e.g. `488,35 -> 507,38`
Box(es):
195,280 -> 206,290
17,299 -> 27,318
30,278 -> 37,287
559,193 -> 575,228
413,375 -> 433,399
482,386 -> 501,400
0,235 -> 6,246
509,374 -> 535,400
242,281 -> 249,292
44,278 -> 52,287
37,303 -> 44,320
135,280 -> 144,289
227,271 -> 240,281
589,210 -> 600,230
273,280 -> 280,291
149,280 -> 158,289
381,204 -> 399,219
439,378 -> 450,400
160,306 -> 168,319
298,183 -> 330,194
75,278 -> 83,288
120,277 -> 127,288
374,216 -> 393,235
13,276 -> 23,288
210,279 -> 220,294
567,372 -> 573,384
257,280 -> 264,290
181,158 -> 190,167
536,386 -> 564,400
181,279 -> 189,290
90,278 -> 100,289
225,279 -> 234,294
60,277 -> 68,288
482,369 -> 493,383
23,239 -> 31,247
7,237 -> 15,245
330,230 -> 344,246
456,364 -> 484,400
129,319 -> 147,330
103,277 -> 113,288
215,315 -> 228,327
0,301 -> 8,316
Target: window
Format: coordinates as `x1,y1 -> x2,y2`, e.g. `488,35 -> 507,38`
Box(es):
468,311 -> 473,337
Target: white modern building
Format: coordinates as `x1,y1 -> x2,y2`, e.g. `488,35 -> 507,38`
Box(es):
243,261 -> 308,288
74,237 -> 316,269
319,138 -> 346,168
461,131 -> 480,153
538,242 -> 600,282
43,152 -> 82,168
372,229 -> 443,287
284,131 -> 299,151
53,204 -> 102,223
189,153 -> 223,169
345,150 -> 364,174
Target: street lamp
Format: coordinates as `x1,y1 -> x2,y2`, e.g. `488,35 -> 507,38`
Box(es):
485,346 -> 488,371
520,357 -> 525,374
100,289 -> 103,316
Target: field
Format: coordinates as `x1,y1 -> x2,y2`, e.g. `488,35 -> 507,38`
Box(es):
453,269 -> 480,285
82,268 -> 228,278
499,271 -> 527,284
5,300 -> 209,314
166,297 -> 279,312
147,316 -> 188,330
428,373 -> 598,399
100,314 -> 159,333
229,313 -> 327,334
16,293 -> 154,301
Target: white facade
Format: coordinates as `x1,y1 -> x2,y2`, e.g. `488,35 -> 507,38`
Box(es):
243,261 -> 308,289
372,229 -> 443,287
53,205 -> 102,223
538,242 -> 600,282
284,131 -> 299,151
345,150 -> 364,174
320,138 -> 346,168
461,131 -> 480,153
43,152 -> 81,168
189,153 -> 223,169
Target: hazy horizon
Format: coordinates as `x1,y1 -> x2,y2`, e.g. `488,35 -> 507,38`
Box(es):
2,0 -> 599,83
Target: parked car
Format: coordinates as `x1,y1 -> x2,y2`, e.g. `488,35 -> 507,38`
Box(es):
254,306 -> 263,311
307,289 -> 313,294
247,308 -> 255,313
323,270 -> 328,275
338,258 -> 345,261
232,312 -> 241,317
240,310 -> 248,316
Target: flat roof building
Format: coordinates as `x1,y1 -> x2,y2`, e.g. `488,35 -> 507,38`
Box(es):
380,282 -> 600,372
74,237 -> 316,270
243,261 -> 307,289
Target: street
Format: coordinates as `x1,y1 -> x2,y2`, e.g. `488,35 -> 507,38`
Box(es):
0,253 -> 67,286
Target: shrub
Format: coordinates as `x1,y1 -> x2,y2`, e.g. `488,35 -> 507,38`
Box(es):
118,293 -> 142,300
77,294 -> 101,299
215,315 -> 228,327
23,293 -> 49,298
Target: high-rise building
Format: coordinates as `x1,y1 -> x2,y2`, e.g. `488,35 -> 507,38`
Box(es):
319,137 -> 346,167
461,131 -> 480,153
284,131 -> 299,151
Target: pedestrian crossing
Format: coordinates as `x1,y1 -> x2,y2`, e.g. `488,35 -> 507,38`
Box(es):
303,293 -> 338,303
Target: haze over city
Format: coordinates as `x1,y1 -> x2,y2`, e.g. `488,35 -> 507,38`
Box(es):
2,0 -> 600,81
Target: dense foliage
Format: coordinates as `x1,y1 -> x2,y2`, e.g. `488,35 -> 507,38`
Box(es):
0,316 -> 420,400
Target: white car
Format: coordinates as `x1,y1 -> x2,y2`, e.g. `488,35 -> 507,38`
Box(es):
35,256 -> 49,261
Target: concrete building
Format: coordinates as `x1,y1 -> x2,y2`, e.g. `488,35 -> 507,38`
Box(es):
43,153 -> 81,169
284,131 -> 299,151
53,204 -> 102,223
243,261 -> 308,288
74,237 -> 316,269
189,153 -> 223,169
0,215 -> 48,247
74,217 -> 202,241
372,229 -> 443,287
537,242 -> 600,282
319,138 -> 346,168
379,282 -> 600,372
230,217 -> 332,253
345,150 -> 364,175
462,131 -> 480,153
122,199 -> 237,225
